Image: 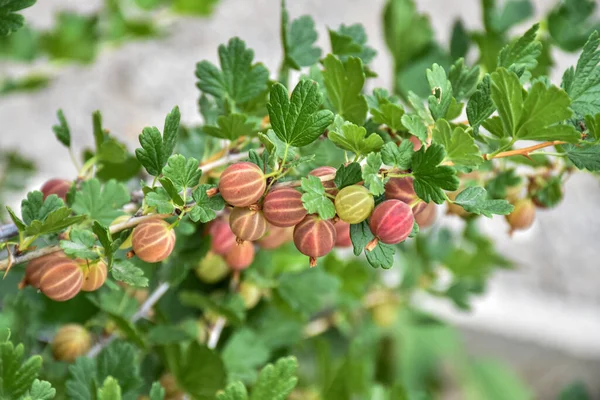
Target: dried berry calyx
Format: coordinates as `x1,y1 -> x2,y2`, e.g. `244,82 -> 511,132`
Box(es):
293,214 -> 336,267
132,219 -> 176,263
80,260 -> 107,292
334,185 -> 374,224
229,207 -> 268,242
195,252 -> 230,283
39,256 -> 84,302
309,166 -> 338,196
51,324 -> 92,362
207,217 -> 236,255
368,200 -> 413,250
258,225 -> 293,249
225,241 -> 255,271
506,198 -> 536,234
41,178 -> 71,201
218,162 -> 266,207
262,188 -> 307,228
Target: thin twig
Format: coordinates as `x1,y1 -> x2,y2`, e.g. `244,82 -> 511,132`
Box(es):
484,141 -> 566,160
207,317 -> 226,349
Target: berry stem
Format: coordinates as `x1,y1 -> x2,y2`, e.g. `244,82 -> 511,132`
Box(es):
365,237 -> 379,252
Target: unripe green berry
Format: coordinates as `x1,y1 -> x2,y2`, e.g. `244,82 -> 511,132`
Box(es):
218,162 -> 266,207
132,219 -> 176,263
334,185 -> 374,224
195,252 -> 230,283
239,281 -> 262,309
51,324 -> 92,362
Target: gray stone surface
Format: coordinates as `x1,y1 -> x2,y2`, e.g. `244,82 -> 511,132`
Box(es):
1,0 -> 600,390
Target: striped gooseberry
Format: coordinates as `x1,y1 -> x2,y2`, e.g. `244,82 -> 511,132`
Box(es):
39,257 -> 84,302
80,260 -> 107,292
309,166 -> 338,196
293,214 -> 336,267
225,241 -> 255,271
51,324 -> 92,362
218,162 -> 266,207
229,207 -> 268,242
262,188 -> 307,227
334,220 -> 352,248
132,219 -> 176,263
257,225 -> 293,250
41,178 -> 71,201
207,217 -> 236,255
368,200 -> 413,250
334,185 -> 374,224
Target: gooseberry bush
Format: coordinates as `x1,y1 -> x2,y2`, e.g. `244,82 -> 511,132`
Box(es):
0,0 -> 599,398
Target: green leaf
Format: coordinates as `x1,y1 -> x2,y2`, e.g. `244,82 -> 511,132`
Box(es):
135,106 -> 181,176
146,188 -> 175,215
149,382 -> 165,400
485,169 -> 522,199
467,75 -> 495,133
322,54 -> 368,125
300,175 -> 336,220
97,139 -> 128,164
195,37 -> 269,107
173,342 -> 227,399
401,113 -> 428,143
97,377 -> 121,400
267,80 -> 334,147
381,140 -> 413,170
281,4 -> 321,69
222,329 -> 270,384
21,191 -> 63,225
334,163 -> 362,190
51,109 -> 70,148
204,113 -> 256,141
491,68 -> 580,142
365,242 -> 396,269
6,206 -> 26,231
179,291 -> 245,325
362,153 -> 385,196
367,88 -> 405,131
25,207 -> 85,236
448,58 -> 480,100
490,0 -> 534,33
162,154 -> 202,192
562,31 -> 600,117
349,221 -> 371,256
92,221 -> 117,267
0,0 -> 36,36
558,381 -> 592,400
72,179 -> 130,225
328,120 -> 383,156
497,23 -> 541,80
189,184 -> 225,223
278,269 -> 339,315
66,357 -> 96,400
328,24 -> 376,65
23,379 -> 56,400
111,260 -> 149,287
217,382 -> 248,400
584,113 -> 600,141
60,228 -> 98,260
431,119 -> 483,168
42,12 -> 98,63
548,0 -> 600,52
0,329 -> 43,399
250,357 -> 299,400
427,64 -> 453,121
453,187 -> 514,217
563,143 -> 600,171
412,144 -> 459,204
532,176 -> 563,207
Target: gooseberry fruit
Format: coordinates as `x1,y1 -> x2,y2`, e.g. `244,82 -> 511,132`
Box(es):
132,219 -> 176,263
25,251 -> 68,288
39,257 -> 84,302
334,185 -> 374,224
229,207 -> 268,242
218,162 -> 266,207
41,178 -> 71,201
239,281 -> 262,309
51,324 -> 92,362
207,218 -> 236,255
293,214 -> 336,267
195,252 -> 230,283
408,135 -> 422,151
225,241 -> 255,271
257,225 -> 293,249
414,202 -> 436,228
334,220 -> 352,248
80,261 -> 107,292
368,200 -> 413,249
309,166 -> 338,196
372,303 -> 399,328
506,198 -> 536,234
262,188 -> 307,227
384,177 -> 417,204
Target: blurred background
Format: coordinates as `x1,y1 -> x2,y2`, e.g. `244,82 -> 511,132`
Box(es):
1,0 -> 599,398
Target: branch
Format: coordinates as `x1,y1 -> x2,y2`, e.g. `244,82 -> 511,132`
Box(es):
484,141 -> 565,160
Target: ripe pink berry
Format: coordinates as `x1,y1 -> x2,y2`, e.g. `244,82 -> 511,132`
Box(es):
368,200 -> 413,248
41,178 -> 71,201
309,166 -> 338,196
293,215 -> 336,267
218,162 -> 266,207
229,207 -> 268,242
132,219 -> 176,263
207,218 -> 236,255
334,220 -> 352,248
39,258 -> 84,302
408,135 -> 422,151
258,225 -> 293,249
414,202 -> 437,228
262,188 -> 307,227
225,241 -> 255,271
384,177 -> 417,204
